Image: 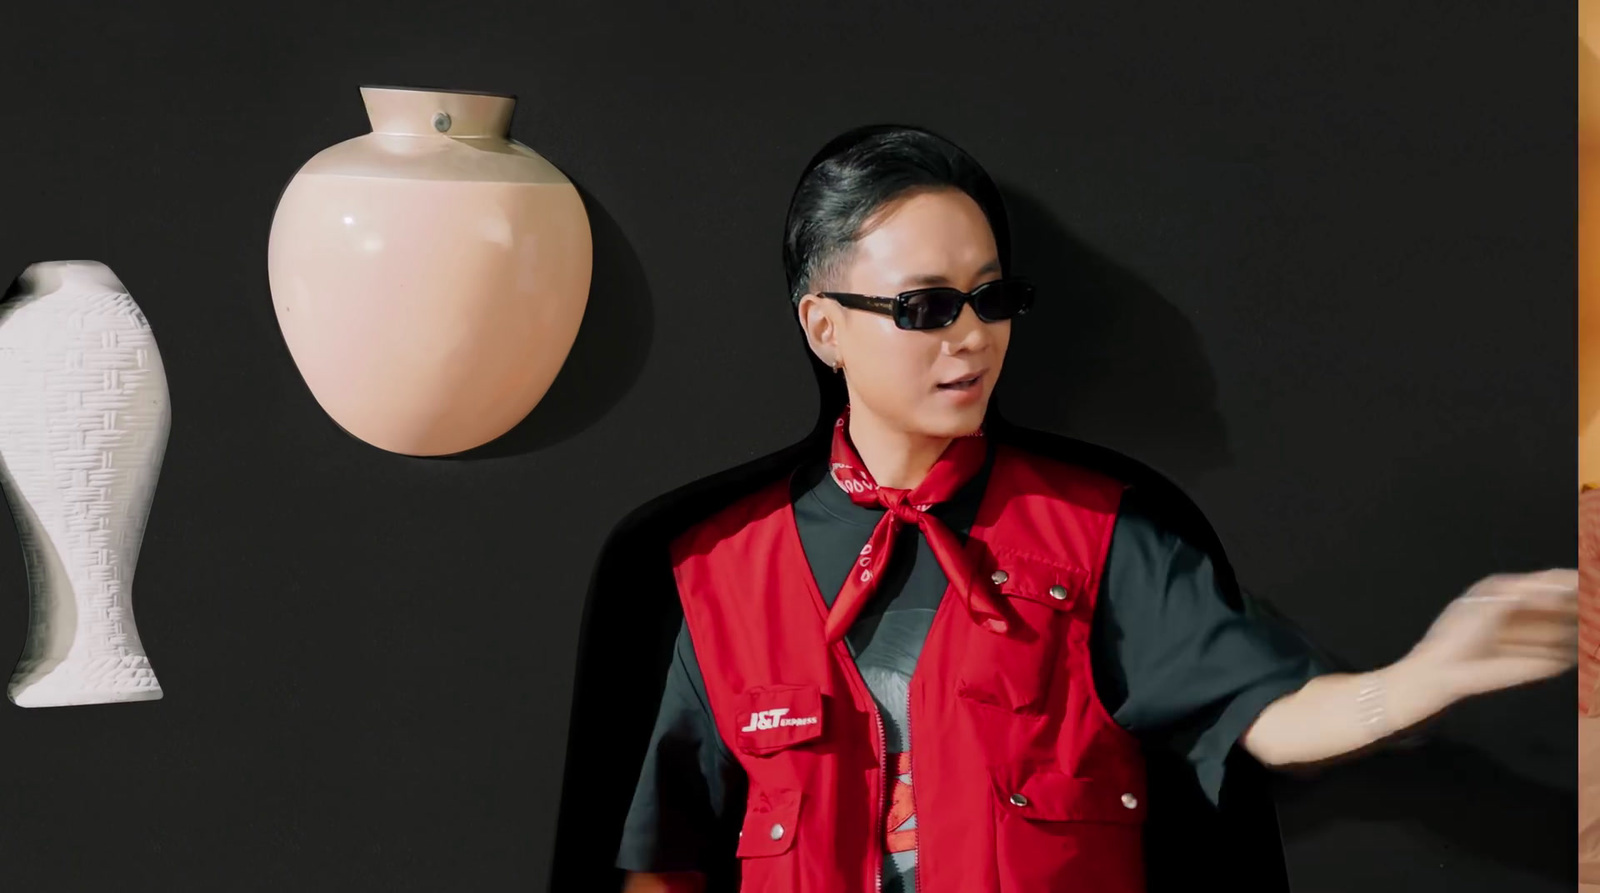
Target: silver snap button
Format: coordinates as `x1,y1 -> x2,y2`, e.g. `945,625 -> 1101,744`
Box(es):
1048,585 -> 1069,600
1121,793 -> 1138,809
769,823 -> 785,840
432,111 -> 453,133
1008,793 -> 1029,807
991,570 -> 1008,585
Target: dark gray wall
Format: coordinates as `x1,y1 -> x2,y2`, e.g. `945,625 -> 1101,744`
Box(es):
0,3 -> 1572,891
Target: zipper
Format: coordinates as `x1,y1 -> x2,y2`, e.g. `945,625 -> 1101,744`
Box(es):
908,561 -> 958,893
908,684 -> 920,893
873,697 -> 886,893
835,638 -> 885,893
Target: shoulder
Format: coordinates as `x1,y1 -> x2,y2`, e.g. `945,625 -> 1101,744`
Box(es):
993,441 -> 1127,513
995,443 -> 1198,544
990,428 -> 1233,572
669,473 -> 796,562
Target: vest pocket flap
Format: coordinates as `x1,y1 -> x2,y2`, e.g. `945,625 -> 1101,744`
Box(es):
992,768 -> 1146,824
736,788 -> 803,858
735,684 -> 825,755
987,552 -> 1089,612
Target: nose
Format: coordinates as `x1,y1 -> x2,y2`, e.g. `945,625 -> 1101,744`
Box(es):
942,302 -> 991,355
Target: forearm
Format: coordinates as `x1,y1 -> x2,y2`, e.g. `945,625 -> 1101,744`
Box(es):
1241,654 -> 1461,768
622,871 -> 706,893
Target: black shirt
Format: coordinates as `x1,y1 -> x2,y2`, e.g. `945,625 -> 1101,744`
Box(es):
616,443 -> 1328,876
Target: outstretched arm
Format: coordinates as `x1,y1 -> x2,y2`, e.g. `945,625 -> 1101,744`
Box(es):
1241,569 -> 1577,768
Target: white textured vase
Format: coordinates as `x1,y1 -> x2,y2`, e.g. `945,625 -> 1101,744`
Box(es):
0,260 -> 168,707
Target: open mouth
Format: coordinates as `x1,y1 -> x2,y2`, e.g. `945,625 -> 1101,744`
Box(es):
937,373 -> 984,391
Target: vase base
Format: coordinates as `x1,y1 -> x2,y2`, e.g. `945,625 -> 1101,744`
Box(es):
8,653 -> 164,708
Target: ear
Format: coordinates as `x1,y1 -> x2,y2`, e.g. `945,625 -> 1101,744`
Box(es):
796,293 -> 843,368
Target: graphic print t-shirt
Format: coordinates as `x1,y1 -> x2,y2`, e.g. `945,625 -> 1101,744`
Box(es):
854,624 -> 927,891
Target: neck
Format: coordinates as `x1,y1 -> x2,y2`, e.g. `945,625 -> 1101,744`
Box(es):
845,406 -> 953,490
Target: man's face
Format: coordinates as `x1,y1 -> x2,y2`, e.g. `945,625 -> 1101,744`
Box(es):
811,187 -> 1011,440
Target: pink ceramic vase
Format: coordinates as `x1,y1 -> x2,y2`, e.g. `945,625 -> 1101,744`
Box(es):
268,86 -> 593,456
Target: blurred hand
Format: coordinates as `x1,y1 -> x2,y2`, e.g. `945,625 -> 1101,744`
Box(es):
1407,569 -> 1579,699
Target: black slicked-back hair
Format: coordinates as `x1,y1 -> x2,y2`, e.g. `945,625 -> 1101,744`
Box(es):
782,124 -> 1012,305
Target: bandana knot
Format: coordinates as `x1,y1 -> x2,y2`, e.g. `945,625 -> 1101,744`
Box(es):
822,407 -> 1007,644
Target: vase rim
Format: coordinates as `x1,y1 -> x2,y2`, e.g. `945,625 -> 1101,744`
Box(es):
359,84 -> 516,101
14,260 -> 128,297
358,85 -> 517,139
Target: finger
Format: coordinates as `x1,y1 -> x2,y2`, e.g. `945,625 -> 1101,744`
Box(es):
1508,590 -> 1580,616
1485,650 -> 1578,671
1491,633 -> 1580,656
1496,609 -> 1579,632
1480,648 -> 1577,669
1514,581 -> 1579,599
1468,585 -> 1577,611
1497,607 -> 1580,637
1496,628 -> 1580,653
1493,618 -> 1580,647
1474,569 -> 1578,595
1516,570 -> 1579,594
1530,567 -> 1579,583
1454,657 -> 1576,695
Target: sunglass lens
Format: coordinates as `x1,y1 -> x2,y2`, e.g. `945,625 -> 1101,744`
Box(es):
898,289 -> 967,330
973,280 -> 1033,322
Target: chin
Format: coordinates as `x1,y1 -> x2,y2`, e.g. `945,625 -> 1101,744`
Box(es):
916,403 -> 990,439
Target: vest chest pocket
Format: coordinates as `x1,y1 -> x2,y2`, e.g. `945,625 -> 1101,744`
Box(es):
956,553 -> 1088,714
733,683 -> 826,756
730,688 -> 816,889
990,767 -> 1146,892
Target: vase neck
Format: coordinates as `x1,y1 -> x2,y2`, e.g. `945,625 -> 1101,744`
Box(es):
17,261 -> 127,297
359,86 -> 515,139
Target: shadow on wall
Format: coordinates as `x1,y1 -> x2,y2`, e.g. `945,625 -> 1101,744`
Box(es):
995,185 -> 1232,485
450,181 -> 654,460
987,189 -> 1284,893
549,186 -> 1280,892
1002,185 -> 1579,885
545,354 -> 834,893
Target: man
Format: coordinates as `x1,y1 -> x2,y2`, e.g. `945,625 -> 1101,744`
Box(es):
615,124 -> 1578,893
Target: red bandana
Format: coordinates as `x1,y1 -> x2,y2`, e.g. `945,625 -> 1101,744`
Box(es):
823,407 -> 1007,643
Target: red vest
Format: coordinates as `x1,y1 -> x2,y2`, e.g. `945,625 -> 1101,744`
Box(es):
671,444 -> 1148,893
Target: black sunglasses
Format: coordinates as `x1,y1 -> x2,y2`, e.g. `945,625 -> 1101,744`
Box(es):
817,277 -> 1034,331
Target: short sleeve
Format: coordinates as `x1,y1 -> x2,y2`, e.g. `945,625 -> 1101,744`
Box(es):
615,619 -> 748,872
1091,488 -> 1332,804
